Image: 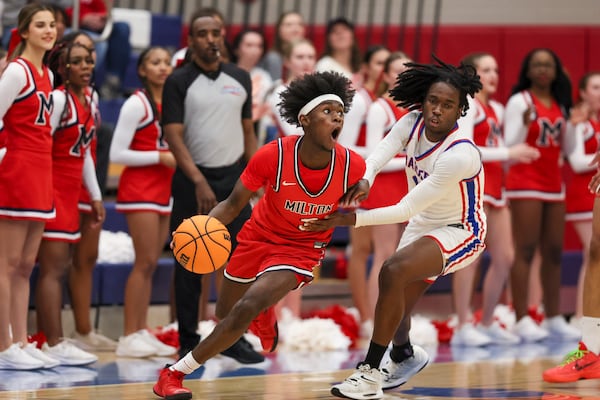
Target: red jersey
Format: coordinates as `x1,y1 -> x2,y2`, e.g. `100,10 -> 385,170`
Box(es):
472,98 -> 505,207
506,91 -> 566,199
240,136 -> 365,249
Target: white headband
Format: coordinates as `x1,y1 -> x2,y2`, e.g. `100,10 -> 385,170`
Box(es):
297,94 -> 345,121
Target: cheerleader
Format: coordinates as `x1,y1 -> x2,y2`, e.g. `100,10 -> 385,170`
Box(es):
110,47 -> 177,358
0,4 -> 57,370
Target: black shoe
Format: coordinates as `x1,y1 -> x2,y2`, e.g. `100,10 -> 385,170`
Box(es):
220,336 -> 265,364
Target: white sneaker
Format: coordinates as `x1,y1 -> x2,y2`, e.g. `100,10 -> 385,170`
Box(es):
477,321 -> 520,345
70,331 -> 118,352
139,329 -> 177,357
116,332 -> 157,358
513,316 -> 549,342
450,323 -> 492,347
22,342 -> 60,368
381,344 -> 429,389
0,343 -> 44,370
331,364 -> 383,400
42,341 -> 98,366
541,315 -> 581,340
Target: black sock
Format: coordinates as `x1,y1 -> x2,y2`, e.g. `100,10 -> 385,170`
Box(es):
389,340 -> 414,363
360,341 -> 388,369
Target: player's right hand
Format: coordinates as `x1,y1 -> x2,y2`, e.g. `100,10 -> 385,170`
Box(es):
339,179 -> 370,208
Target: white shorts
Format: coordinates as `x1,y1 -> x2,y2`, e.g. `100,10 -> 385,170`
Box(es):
398,223 -> 486,283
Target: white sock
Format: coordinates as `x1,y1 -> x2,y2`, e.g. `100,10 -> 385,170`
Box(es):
581,316 -> 600,354
169,352 -> 201,375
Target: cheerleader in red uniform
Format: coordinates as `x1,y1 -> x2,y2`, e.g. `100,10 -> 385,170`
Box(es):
358,51 -> 411,335
338,45 -> 390,336
33,32 -> 103,366
504,48 -> 580,342
0,4 -> 57,370
451,52 -> 540,347
110,47 -> 177,358
563,72 -> 600,327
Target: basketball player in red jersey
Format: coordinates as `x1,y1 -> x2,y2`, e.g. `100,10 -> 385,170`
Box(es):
504,48 -> 580,342
543,160 -> 600,383
33,32 -> 102,367
451,52 -> 540,347
0,4 -> 57,370
153,71 -> 366,400
110,46 -> 177,358
561,72 -> 600,329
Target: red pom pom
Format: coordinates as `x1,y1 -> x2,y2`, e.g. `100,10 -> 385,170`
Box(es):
307,305 -> 360,347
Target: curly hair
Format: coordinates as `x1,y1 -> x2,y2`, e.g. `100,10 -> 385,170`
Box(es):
389,55 -> 482,117
277,71 -> 355,127
511,48 -> 572,117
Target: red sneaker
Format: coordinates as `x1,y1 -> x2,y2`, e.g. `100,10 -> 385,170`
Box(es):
543,342 -> 600,383
249,306 -> 279,352
153,367 -> 192,400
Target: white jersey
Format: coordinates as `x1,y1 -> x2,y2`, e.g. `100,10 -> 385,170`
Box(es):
356,111 -> 486,238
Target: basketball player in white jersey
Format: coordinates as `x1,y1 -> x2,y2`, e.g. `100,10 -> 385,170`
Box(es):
304,56 -> 485,400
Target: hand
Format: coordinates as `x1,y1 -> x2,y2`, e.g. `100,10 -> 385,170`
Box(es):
589,152 -> 600,169
339,179 -> 370,208
81,13 -> 107,32
90,200 -> 105,228
195,180 -> 218,214
159,151 -> 176,168
522,106 -> 536,126
300,211 -> 356,232
589,169 -> 600,195
569,102 -> 590,125
508,143 -> 540,164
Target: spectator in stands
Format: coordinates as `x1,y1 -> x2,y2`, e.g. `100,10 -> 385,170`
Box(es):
316,17 -> 362,87
562,72 -> 600,328
357,51 -> 413,337
0,3 -> 57,370
34,31 -> 102,367
62,31 -> 117,353
65,0 -> 132,99
266,38 -> 316,139
231,29 -> 273,143
1,0 -> 26,50
543,169 -> 600,383
162,9 -> 262,364
504,48 -> 580,342
451,52 -> 539,347
259,11 -> 305,82
171,7 -> 230,68
110,46 -> 177,358
337,45 -> 390,336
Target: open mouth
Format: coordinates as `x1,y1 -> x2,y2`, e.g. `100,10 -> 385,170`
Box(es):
331,127 -> 341,140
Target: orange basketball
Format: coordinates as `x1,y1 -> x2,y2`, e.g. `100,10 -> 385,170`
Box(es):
172,215 -> 232,274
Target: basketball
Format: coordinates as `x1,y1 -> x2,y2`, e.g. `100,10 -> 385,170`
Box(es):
172,215 -> 232,274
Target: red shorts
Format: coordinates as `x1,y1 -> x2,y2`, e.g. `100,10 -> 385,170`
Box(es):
566,170 -> 594,221
360,170 -> 408,210
0,148 -> 55,221
116,164 -> 174,214
225,236 -> 325,288
43,161 -> 83,242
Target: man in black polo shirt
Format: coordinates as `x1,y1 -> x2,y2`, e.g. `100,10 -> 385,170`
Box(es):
162,9 -> 261,364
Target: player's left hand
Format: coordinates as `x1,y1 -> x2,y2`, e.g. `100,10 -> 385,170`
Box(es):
300,211 -> 356,231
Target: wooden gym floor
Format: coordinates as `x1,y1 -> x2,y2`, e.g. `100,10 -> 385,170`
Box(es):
1,339 -> 598,400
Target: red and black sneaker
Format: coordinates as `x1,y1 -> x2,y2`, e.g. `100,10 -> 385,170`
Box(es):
543,342 -> 600,383
153,367 -> 192,400
249,306 -> 279,352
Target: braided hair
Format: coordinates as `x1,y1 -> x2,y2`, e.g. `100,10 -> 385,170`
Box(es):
389,55 -> 482,117
46,31 -> 95,128
277,71 -> 355,127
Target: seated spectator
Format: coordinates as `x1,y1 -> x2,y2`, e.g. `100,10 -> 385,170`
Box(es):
66,0 -> 132,98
